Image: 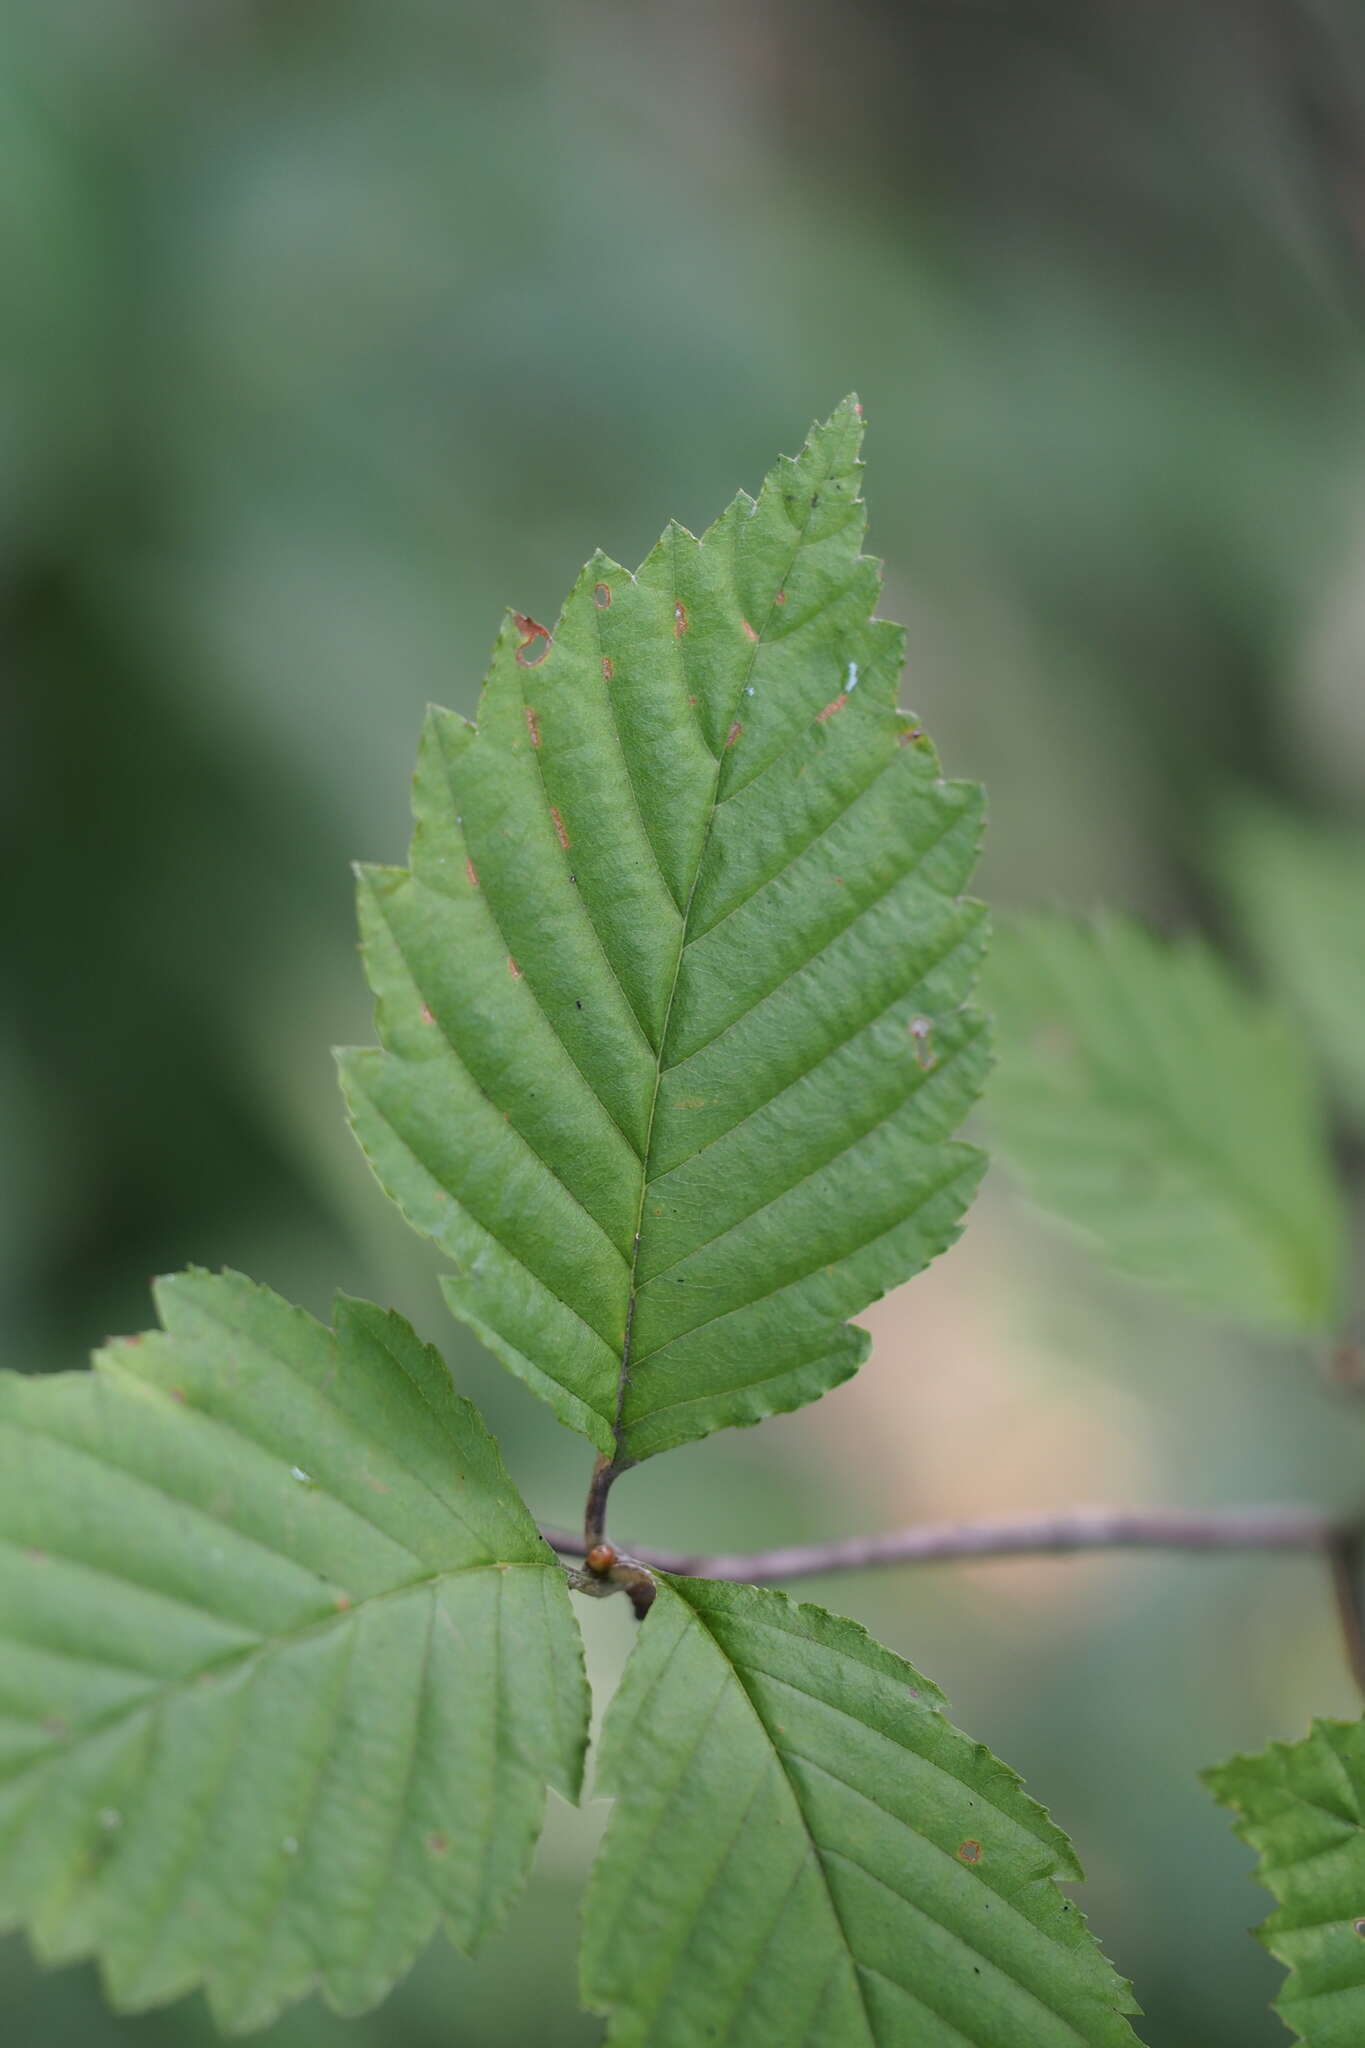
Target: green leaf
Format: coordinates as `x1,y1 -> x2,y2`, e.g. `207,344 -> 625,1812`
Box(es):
1206,1718 -> 1365,2046
340,400 -> 989,1462
982,910 -> 1344,1332
581,1576 -> 1139,2045
1218,801 -> 1365,1129
0,1271 -> 588,2033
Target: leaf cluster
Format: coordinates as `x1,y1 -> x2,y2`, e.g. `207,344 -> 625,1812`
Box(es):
6,403 -> 1364,2043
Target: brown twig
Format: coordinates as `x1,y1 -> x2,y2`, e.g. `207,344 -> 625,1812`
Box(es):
545,1504 -> 1365,1696
544,1505 -> 1335,1581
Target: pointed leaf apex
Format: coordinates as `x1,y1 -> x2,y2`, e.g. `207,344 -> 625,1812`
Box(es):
346,410 -> 987,1457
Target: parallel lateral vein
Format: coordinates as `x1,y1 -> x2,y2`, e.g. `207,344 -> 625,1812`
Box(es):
666,799 -> 977,1070
516,635 -> 683,1042
606,481 -> 835,1453
630,1156 -> 974,1364
688,1606 -> 880,2045
654,923 -> 987,1180
682,729 -> 901,948
348,1101 -> 624,1356
640,1032 -> 979,1289
582,603 -> 690,925
412,859 -> 650,1169
0,1565 -> 545,1805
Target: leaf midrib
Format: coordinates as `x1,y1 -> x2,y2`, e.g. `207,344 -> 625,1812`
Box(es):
683,1600 -> 1110,2048
596,486 -> 836,1455
671,1596 -> 877,2048
0,1559 -> 550,1802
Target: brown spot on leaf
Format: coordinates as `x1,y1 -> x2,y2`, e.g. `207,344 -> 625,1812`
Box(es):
419,1004 -> 435,1025
42,1715 -> 69,1738
465,857 -> 479,890
774,589 -> 787,605
25,1548 -> 48,1565
854,400 -> 864,417
427,1832 -> 450,1857
550,805 -> 571,851
909,1017 -> 936,1071
169,1386 -> 187,1403
816,693 -> 847,723
512,613 -> 552,667
673,600 -> 689,637
524,705 -> 542,747
741,619 -> 758,643
507,957 -> 522,979
593,582 -> 611,608
333,1592 -> 351,1612
725,721 -> 743,748
958,1840 -> 982,1864
602,656 -> 614,681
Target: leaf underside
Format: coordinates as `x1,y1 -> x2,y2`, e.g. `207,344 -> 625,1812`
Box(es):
340,398 -> 989,1463
0,1272 -> 588,2034
1206,1718 -> 1365,2047
582,1577 -> 1139,2046
983,910 -> 1343,1333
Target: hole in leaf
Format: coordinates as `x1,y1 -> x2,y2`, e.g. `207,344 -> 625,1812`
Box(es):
513,613 -> 552,666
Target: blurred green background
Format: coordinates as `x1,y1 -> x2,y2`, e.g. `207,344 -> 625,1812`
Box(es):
6,3 -> 1365,2042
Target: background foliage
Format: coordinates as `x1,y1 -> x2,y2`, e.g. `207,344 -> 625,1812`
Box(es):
5,4 -> 1365,2043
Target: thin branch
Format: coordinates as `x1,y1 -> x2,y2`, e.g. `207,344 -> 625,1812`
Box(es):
548,1504 -> 1365,1700
543,1505 -> 1335,1583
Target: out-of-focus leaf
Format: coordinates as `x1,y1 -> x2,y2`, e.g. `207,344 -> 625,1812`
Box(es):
983,911 -> 1344,1331
1219,802 -> 1365,1128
